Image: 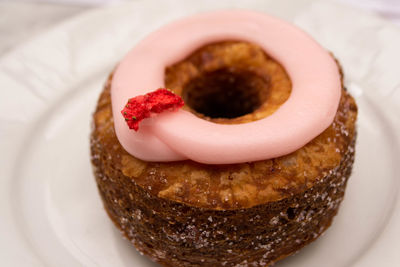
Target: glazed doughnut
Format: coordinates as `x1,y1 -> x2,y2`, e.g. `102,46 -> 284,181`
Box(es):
91,10 -> 357,267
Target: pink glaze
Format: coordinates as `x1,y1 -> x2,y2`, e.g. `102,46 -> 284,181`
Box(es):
111,10 -> 341,164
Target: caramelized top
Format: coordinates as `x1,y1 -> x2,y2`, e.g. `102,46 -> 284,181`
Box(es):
92,42 -> 357,209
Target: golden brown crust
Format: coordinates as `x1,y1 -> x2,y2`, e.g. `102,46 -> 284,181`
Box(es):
90,41 -> 357,266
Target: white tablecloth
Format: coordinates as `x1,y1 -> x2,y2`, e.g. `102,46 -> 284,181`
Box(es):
1,0 -> 399,57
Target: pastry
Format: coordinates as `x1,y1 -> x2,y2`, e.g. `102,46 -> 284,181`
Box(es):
90,10 -> 357,267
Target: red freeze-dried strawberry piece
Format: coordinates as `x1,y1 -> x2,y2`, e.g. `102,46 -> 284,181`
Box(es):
121,88 -> 184,131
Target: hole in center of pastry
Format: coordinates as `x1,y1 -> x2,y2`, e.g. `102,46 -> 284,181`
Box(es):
164,41 -> 292,123
182,68 -> 269,119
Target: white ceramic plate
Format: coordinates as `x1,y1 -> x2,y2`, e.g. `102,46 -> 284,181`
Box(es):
1,0 -> 400,266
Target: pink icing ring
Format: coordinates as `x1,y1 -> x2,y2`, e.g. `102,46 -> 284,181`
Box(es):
111,10 -> 341,164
